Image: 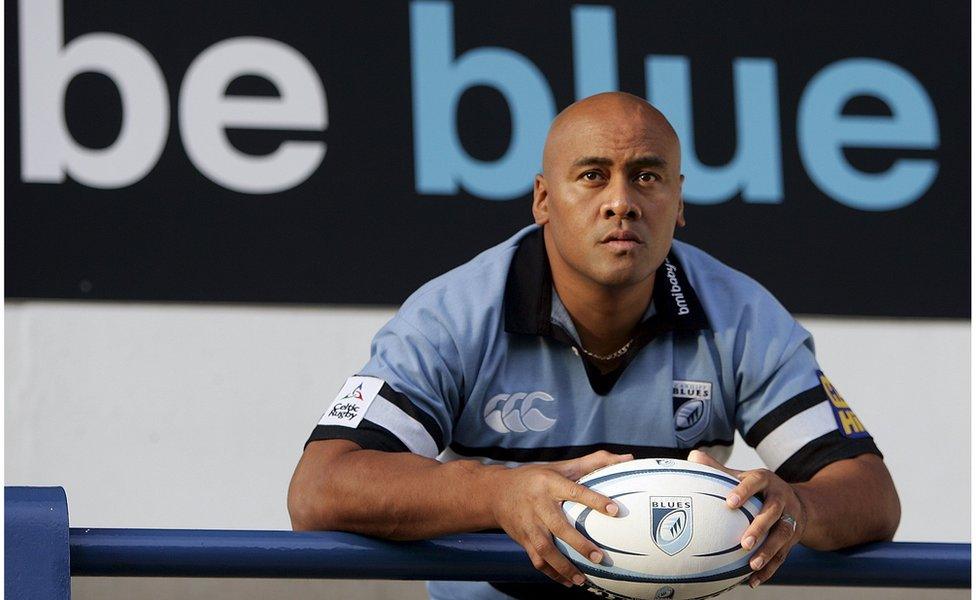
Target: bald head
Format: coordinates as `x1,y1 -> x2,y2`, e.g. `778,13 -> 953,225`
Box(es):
542,92 -> 680,177
531,91 -> 686,291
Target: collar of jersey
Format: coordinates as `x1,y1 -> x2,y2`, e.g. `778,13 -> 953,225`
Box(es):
503,226 -> 711,340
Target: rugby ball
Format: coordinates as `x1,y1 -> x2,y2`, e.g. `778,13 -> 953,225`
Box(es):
556,458 -> 764,600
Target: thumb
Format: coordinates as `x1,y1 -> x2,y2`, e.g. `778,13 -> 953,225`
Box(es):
553,451 -> 634,481
687,449 -> 740,477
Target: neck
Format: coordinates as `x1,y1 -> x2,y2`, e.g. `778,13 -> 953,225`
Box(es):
544,235 -> 654,357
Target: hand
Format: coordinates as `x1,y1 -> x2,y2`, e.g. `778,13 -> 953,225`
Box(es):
486,450 -> 634,587
688,450 -> 807,588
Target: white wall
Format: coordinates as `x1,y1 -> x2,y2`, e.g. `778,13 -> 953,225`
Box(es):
4,300 -> 970,542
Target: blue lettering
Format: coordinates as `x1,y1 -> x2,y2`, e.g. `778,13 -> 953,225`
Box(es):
410,1 -> 554,200
409,3 -> 939,211
571,5 -> 618,99
797,58 -> 939,211
646,55 -> 783,205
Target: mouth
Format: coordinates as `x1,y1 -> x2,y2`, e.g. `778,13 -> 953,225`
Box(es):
600,229 -> 644,251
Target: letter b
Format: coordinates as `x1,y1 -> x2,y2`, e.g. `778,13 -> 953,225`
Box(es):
19,0 -> 169,188
410,1 -> 555,200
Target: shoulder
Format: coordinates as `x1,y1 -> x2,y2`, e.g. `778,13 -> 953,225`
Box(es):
671,240 -> 818,403
670,239 -> 778,304
390,224 -> 535,341
670,239 -> 799,341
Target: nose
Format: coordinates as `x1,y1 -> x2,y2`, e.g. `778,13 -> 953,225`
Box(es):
601,183 -> 641,221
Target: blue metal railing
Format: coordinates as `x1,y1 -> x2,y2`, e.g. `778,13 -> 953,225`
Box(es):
5,487 -> 972,600
69,527 -> 970,588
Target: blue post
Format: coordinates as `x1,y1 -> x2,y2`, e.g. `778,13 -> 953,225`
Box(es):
5,487 -> 71,600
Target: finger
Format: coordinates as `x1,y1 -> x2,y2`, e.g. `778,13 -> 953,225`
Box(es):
525,530 -> 577,587
544,509 -> 605,565
748,544 -> 793,588
530,554 -> 574,587
687,449 -> 741,478
535,533 -> 586,586
555,477 -> 620,516
739,496 -> 784,551
553,450 -> 633,481
747,510 -> 797,570
726,470 -> 770,509
541,564 -> 574,588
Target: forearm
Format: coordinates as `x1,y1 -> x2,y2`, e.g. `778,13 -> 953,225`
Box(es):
288,441 -> 503,539
792,454 -> 900,551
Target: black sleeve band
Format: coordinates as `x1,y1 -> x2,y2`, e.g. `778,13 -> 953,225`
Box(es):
775,432 -> 883,483
743,385 -> 825,447
379,383 -> 446,453
304,421 -> 409,453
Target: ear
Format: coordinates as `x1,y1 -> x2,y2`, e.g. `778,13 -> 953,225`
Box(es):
532,174 -> 550,225
675,174 -> 686,228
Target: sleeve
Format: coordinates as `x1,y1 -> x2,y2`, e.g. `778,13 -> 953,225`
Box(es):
304,311 -> 462,459
733,293 -> 882,483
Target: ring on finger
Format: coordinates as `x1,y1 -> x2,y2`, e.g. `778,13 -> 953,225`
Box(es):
780,513 -> 797,533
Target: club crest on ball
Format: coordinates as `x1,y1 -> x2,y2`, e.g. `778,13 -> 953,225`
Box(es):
650,496 -> 693,556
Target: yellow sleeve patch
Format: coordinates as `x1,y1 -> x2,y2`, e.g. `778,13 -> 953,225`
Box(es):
818,371 -> 869,438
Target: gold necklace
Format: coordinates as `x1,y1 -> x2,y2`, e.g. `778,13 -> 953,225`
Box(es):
579,338 -> 634,361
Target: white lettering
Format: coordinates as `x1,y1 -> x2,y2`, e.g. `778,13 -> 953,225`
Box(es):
179,37 -> 327,194
20,0 -> 168,188
20,0 -> 326,194
664,259 -> 690,316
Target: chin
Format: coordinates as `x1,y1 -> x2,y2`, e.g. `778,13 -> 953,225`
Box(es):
589,266 -> 654,288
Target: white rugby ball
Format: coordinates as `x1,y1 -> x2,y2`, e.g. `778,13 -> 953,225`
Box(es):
556,458 -> 764,600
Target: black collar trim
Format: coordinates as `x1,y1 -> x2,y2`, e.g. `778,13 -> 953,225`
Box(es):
504,227 -> 710,338
503,228 -> 555,337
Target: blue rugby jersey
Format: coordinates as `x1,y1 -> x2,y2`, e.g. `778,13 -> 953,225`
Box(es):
305,224 -> 880,599
307,224 -> 878,476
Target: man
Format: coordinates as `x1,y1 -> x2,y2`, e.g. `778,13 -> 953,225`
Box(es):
288,92 -> 900,599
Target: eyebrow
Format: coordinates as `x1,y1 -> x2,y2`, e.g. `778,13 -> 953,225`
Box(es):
571,155 -> 668,169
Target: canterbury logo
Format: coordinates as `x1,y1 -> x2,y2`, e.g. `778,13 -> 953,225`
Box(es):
483,392 -> 556,433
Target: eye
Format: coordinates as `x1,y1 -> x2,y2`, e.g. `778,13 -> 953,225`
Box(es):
581,171 -> 605,182
635,171 -> 658,183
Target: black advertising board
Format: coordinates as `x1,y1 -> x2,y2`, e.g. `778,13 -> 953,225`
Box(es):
5,0 -> 970,317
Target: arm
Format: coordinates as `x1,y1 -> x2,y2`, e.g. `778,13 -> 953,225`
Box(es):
287,439 -> 632,587
715,287 -> 901,585
689,450 -> 900,588
792,453 -> 900,549
287,439 -> 495,538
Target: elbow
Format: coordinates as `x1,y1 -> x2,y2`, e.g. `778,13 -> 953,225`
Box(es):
288,441 -> 363,532
287,490 -> 316,532
857,455 -> 902,544
878,486 -> 901,542
869,464 -> 902,543
287,468 -> 343,532
287,481 -> 319,531
288,481 -> 343,532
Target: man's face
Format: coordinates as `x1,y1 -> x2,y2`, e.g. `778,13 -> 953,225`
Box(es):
533,102 -> 685,290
